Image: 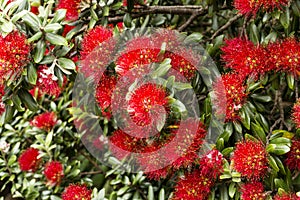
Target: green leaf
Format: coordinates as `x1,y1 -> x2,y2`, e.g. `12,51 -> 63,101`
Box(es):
45,33 -> 68,46
228,182 -> 236,198
27,64 -> 37,85
250,22 -> 259,44
45,131 -> 53,147
50,9 -> 66,23
123,13 -> 132,28
7,155 -> 16,166
267,144 -> 290,155
286,73 -> 295,90
270,137 -> 291,145
116,186 -> 129,196
159,188 -> 165,200
27,31 -> 43,43
233,121 -> 242,134
1,21 -> 14,33
17,89 -> 38,111
251,122 -> 266,143
148,186 -> 154,200
44,23 -> 62,32
23,12 -> 40,31
58,58 -> 76,70
33,40 -> 46,63
275,178 -> 289,191
268,156 -> 279,173
280,7 -> 290,29
221,147 -> 234,157
251,94 -> 272,102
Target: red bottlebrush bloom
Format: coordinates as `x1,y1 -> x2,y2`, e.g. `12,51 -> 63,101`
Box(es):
234,0 -> 289,16
30,65 -> 65,98
285,138 -> 300,171
137,143 -> 172,180
164,50 -> 198,81
44,161 -> 64,186
115,37 -> 160,76
62,25 -> 75,37
127,83 -> 169,127
232,140 -> 268,180
221,38 -> 268,79
62,184 -> 91,200
0,30 -> 30,81
173,169 -> 214,200
274,192 -> 300,200
213,73 -> 247,122
18,148 -> 41,172
57,0 -> 81,21
0,84 -> 5,115
199,149 -> 223,179
30,6 -> 39,14
30,112 -> 57,131
240,182 -> 266,200
109,129 -> 144,160
95,74 -> 118,119
267,38 -> 300,75
292,99 -> 300,129
165,118 -> 207,170
81,26 -> 113,60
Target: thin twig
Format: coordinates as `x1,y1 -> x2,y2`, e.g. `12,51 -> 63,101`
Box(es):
178,12 -> 201,31
79,150 -> 103,171
80,170 -> 103,176
210,14 -> 243,40
108,5 -> 205,23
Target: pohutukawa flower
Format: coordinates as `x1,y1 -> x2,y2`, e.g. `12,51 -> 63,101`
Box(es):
240,182 -> 266,200
164,50 -> 198,81
30,112 -> 57,131
109,129 -> 145,160
274,192 -> 300,200
221,38 -> 268,79
234,0 -> 289,16
127,83 -> 169,127
0,30 -> 30,81
173,169 -> 214,200
232,140 -> 268,180
57,0 -> 81,21
44,161 -> 64,186
267,38 -> 300,75
81,26 -> 113,60
62,184 -> 92,200
95,74 -> 118,119
213,73 -> 247,122
0,84 -> 5,115
285,138 -> 300,171
30,65 -> 65,98
199,149 -> 224,179
115,37 -> 160,76
18,147 -> 41,172
165,118 -> 207,170
292,99 -> 300,129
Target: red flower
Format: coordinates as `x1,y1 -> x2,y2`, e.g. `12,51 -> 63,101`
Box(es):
30,5 -> 39,14
232,140 -> 268,180
165,118 -> 207,170
0,84 -> 5,115
115,37 -> 160,76
127,83 -> 169,127
221,38 -> 268,79
292,99 -> 300,129
285,138 -> 300,171
173,169 -> 214,200
81,26 -> 113,60
274,192 -> 300,200
240,182 -> 266,200
164,50 -> 198,81
62,184 -> 91,200
44,161 -> 64,186
267,38 -> 300,75
199,149 -> 223,179
57,0 -> 81,21
0,30 -> 30,81
109,129 -> 145,160
18,148 -> 41,172
234,0 -> 289,16
95,74 -> 118,119
31,112 -> 57,131
30,65 -> 65,98
213,73 -> 247,122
